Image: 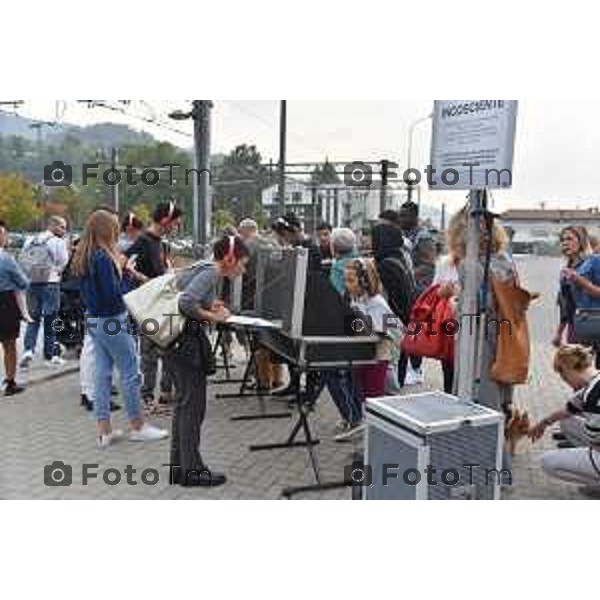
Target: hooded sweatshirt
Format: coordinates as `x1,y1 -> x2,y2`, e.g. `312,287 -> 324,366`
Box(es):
371,223 -> 416,323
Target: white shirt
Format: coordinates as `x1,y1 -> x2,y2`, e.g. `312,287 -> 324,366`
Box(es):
433,255 -> 459,286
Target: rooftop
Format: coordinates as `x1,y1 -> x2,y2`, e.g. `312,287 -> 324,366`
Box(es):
501,208 -> 600,221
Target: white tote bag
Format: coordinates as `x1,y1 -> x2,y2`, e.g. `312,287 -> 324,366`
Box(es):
123,272 -> 187,349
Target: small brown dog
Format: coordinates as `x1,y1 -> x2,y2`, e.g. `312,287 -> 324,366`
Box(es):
505,409 -> 531,455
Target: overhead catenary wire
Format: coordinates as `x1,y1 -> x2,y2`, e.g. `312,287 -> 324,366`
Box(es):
223,100 -> 331,159
77,100 -> 194,140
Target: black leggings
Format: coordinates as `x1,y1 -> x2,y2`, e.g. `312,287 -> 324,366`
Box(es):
441,359 -> 455,394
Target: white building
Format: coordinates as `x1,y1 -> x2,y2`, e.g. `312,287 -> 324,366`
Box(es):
261,179 -> 408,233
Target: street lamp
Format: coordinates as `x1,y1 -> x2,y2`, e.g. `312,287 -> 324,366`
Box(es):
168,109 -> 192,121
406,113 -> 433,205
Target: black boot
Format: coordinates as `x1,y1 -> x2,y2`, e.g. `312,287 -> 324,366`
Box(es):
4,380 -> 25,397
80,394 -> 94,411
170,466 -> 227,487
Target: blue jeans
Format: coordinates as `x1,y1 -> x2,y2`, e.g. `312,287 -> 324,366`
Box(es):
325,370 -> 362,424
87,313 -> 142,422
24,283 -> 61,359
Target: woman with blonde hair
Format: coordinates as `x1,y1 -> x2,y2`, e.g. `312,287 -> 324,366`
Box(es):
73,210 -> 168,448
553,226 -> 592,347
530,344 -> 600,446
446,205 -> 516,416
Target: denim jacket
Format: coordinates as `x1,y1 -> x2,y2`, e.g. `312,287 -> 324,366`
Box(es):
0,249 -> 30,293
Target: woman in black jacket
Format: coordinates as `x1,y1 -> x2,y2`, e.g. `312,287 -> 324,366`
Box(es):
372,223 -> 417,389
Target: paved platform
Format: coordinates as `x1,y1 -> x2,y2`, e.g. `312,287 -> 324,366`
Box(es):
0,255 -> 590,499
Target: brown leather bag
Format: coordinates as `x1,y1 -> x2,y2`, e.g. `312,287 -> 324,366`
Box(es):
489,276 -> 539,385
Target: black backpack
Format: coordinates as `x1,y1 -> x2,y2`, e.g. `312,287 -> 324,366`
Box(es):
377,254 -> 417,324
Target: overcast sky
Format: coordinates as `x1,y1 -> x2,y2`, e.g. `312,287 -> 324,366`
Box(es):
5,100 -> 600,212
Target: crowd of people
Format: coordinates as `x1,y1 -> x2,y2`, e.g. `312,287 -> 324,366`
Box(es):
2,198 -> 600,495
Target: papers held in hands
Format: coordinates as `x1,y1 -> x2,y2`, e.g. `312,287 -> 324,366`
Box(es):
225,315 -> 281,329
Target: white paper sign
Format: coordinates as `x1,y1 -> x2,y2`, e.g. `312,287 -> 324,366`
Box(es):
430,100 -> 518,190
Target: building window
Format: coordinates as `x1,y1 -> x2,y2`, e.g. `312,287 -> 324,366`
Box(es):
292,191 -> 302,203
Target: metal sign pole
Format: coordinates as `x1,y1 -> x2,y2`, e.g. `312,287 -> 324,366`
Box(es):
456,188 -> 484,401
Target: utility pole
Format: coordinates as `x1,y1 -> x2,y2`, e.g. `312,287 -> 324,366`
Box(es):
380,159 -> 395,214
407,113 -> 433,204
192,100 -> 213,255
111,147 -> 119,214
278,100 -> 287,217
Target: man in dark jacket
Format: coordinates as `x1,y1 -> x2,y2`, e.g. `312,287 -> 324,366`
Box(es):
398,201 -> 437,386
125,201 -> 182,407
270,212 -> 322,397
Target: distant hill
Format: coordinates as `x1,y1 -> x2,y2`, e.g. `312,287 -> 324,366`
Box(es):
0,111 -> 154,147
0,112 -> 40,139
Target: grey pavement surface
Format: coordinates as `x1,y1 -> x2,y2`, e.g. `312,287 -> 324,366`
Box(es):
0,255 -> 589,499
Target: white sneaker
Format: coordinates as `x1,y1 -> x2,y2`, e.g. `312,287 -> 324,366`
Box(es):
334,420 -> 350,435
412,368 -> 425,385
335,422 -> 366,442
404,367 -> 424,387
129,423 -> 169,443
19,351 -> 34,369
45,356 -> 66,367
97,429 -> 124,450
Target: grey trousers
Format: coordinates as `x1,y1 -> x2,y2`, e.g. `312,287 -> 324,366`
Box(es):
163,353 -> 207,474
560,415 -> 590,447
140,335 -> 174,399
542,446 -> 600,486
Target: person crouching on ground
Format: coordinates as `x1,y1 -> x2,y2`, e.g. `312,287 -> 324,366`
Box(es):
530,345 -> 600,448
73,210 -> 168,449
164,235 -> 249,488
343,258 -> 402,436
531,345 -> 600,495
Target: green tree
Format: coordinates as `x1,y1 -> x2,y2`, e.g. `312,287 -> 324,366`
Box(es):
0,173 -> 42,229
212,208 -> 236,233
48,185 -> 84,226
214,144 -> 274,221
116,142 -> 194,231
132,202 -> 151,227
310,158 -> 341,185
